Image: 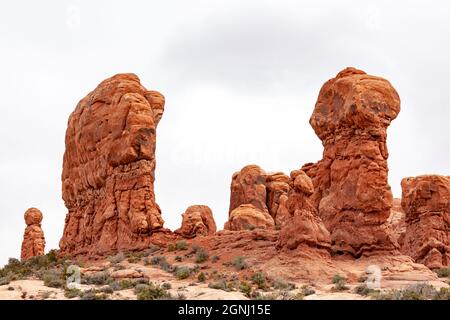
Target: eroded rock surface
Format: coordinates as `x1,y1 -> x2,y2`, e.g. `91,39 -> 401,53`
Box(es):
303,67 -> 401,257
21,208 -> 45,260
401,175 -> 450,269
225,204 -> 275,231
59,73 -> 165,256
175,205 -> 217,238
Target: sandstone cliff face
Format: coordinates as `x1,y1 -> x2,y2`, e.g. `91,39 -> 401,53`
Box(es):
21,208 -> 45,260
303,67 -> 401,257
175,205 -> 216,238
401,175 -> 450,269
59,74 -> 165,256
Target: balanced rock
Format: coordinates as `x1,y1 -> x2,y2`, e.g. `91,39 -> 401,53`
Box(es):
59,74 -> 165,256
225,204 -> 275,231
401,175 -> 450,269
303,67 -> 401,257
21,208 -> 45,260
175,205 -> 217,238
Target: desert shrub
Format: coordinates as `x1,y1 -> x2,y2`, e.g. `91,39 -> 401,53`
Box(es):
354,284 -> 372,296
150,256 -> 173,272
211,255 -> 220,263
232,257 -> 247,270
167,243 -> 176,252
293,293 -> 305,300
332,274 -> 348,291
136,282 -> 171,300
175,267 -> 192,280
191,244 -> 201,253
100,286 -> 114,294
175,256 -> 182,262
208,280 -> 229,292
162,282 -> 172,290
251,272 -> 267,290
435,268 -> 450,278
197,272 -> 206,282
143,245 -> 161,256
80,290 -> 109,300
83,271 -> 112,286
64,288 -> 82,299
108,252 -> 125,264
273,279 -> 295,290
301,285 -> 315,296
176,241 -> 189,251
127,256 -> 140,264
42,270 -> 65,288
239,281 -> 252,297
195,249 -> 209,264
401,283 -> 437,300
434,287 -> 450,300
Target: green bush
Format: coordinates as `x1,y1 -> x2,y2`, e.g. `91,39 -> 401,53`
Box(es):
208,280 -> 229,292
435,268 -> 450,278
175,267 -> 192,280
301,285 -> 315,296
108,252 -> 125,264
80,290 -> 109,300
143,245 -> 161,256
161,282 -> 172,290
332,274 -> 348,291
83,271 -> 112,286
176,241 -> 189,251
136,282 -> 171,300
64,288 -> 82,299
354,284 -> 377,296
195,249 -> 209,264
232,257 -> 247,270
434,287 -> 450,300
273,279 -> 295,290
42,270 -> 65,288
251,272 -> 267,290
239,281 -> 252,297
197,272 -> 206,282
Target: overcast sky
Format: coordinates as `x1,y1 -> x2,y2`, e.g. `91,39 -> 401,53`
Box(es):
1,0 -> 449,266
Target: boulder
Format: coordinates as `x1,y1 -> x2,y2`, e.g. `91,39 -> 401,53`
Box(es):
175,205 -> 217,238
224,204 -> 275,231
21,208 -> 45,260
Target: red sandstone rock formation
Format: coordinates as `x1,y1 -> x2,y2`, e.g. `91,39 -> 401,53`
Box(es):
175,205 -> 217,238
21,208 -> 45,260
303,67 -> 401,257
401,175 -> 450,269
226,165 -> 275,230
225,204 -> 275,231
266,172 -> 291,227
59,74 -> 166,256
229,165 -> 268,213
278,169 -> 331,253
